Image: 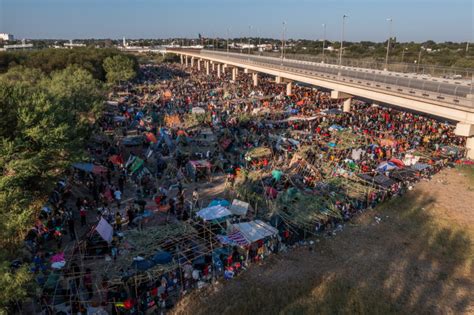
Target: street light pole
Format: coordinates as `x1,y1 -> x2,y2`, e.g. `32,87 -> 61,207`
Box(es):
339,15 -> 348,66
227,28 -> 230,55
281,21 -> 286,60
385,18 -> 393,70
322,23 -> 326,62
248,25 -> 252,55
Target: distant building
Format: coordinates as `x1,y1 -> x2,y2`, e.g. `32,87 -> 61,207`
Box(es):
64,40 -> 86,48
1,43 -> 34,51
0,33 -> 14,41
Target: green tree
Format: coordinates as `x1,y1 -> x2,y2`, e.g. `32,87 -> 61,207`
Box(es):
103,54 -> 137,84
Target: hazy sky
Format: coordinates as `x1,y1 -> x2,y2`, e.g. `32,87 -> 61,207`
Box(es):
1,0 -> 473,42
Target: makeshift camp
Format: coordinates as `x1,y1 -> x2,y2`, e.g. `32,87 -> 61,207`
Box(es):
197,205 -> 232,221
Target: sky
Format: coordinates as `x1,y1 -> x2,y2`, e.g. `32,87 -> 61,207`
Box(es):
0,0 -> 473,42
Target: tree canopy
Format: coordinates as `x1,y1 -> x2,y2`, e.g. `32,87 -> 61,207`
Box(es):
0,64 -> 105,312
103,54 -> 138,84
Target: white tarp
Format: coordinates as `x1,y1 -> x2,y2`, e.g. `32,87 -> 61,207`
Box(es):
231,220 -> 278,243
192,107 -> 206,114
229,199 -> 250,216
197,205 -> 232,221
95,217 -> 113,243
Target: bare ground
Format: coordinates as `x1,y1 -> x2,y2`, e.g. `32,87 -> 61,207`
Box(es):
172,167 -> 474,315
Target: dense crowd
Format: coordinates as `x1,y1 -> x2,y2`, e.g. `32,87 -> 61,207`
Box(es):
16,61 -> 469,315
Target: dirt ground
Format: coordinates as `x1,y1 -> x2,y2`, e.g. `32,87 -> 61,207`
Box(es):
172,166 -> 474,315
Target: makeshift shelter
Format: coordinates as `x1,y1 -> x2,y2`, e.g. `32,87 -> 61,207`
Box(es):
229,220 -> 278,245
229,199 -> 251,216
186,160 -> 212,182
191,107 -> 206,114
122,135 -> 145,146
72,163 -> 108,175
197,205 -> 232,222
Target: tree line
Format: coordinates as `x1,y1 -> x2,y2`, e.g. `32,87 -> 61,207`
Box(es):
0,48 -> 138,312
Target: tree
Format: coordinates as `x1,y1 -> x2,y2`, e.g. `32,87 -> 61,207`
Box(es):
103,54 -> 137,84
0,65 -> 105,312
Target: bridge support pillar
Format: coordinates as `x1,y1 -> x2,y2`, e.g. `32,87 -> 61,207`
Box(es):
275,76 -> 282,84
286,82 -> 292,96
343,98 -> 352,113
252,73 -> 258,87
455,123 -> 474,159
197,59 -> 201,71
466,138 -> 474,160
185,56 -> 188,67
191,57 -> 194,67
232,68 -> 238,81
206,61 -> 210,75
211,62 -> 215,71
180,55 -> 183,64
217,64 -> 221,78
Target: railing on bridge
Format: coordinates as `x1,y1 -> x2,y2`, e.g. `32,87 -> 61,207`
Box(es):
167,48 -> 474,108
198,50 -> 474,108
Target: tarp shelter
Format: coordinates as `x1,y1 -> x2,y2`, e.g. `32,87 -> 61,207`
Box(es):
358,173 -> 397,188
229,199 -> 250,216
230,220 -> 278,245
109,155 -> 124,165
208,199 -> 230,207
272,170 -> 283,181
95,217 -> 113,243
191,107 -> 206,114
197,205 -> 232,221
377,161 -> 398,173
186,160 -> 211,181
72,163 -> 107,175
122,136 -> 144,146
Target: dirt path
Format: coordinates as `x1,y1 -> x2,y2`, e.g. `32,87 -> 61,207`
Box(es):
172,167 -> 474,315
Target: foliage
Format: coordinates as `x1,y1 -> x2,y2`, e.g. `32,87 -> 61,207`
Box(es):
103,54 -> 137,84
0,64 -> 105,311
0,48 -> 138,81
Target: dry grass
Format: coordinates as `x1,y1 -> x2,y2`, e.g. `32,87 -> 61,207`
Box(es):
173,166 -> 474,315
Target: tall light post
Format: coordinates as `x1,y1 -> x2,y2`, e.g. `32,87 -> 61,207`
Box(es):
281,21 -> 287,59
339,14 -> 348,66
322,23 -> 326,61
385,18 -> 393,71
401,47 -> 407,63
248,25 -> 252,55
227,28 -> 230,54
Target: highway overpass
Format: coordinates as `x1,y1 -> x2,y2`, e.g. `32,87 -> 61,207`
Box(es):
167,49 -> 474,158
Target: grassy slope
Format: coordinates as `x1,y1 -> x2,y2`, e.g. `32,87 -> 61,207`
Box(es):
174,166 -> 474,315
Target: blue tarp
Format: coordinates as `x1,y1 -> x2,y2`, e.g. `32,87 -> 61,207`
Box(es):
152,251 -> 172,265
208,199 -> 230,207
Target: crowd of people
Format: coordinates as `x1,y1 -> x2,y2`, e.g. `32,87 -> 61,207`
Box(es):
15,60 -> 470,315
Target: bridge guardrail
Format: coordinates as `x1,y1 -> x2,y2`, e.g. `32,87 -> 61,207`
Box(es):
198,50 -> 474,108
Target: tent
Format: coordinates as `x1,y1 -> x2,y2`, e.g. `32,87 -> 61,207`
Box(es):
186,160 -> 211,182
208,199 -> 230,207
229,199 -> 250,216
376,161 -> 398,172
197,205 -> 232,221
72,163 -> 107,175
191,107 -> 206,114
271,170 -> 283,181
230,220 -> 278,245
122,136 -> 144,146
95,217 -> 113,243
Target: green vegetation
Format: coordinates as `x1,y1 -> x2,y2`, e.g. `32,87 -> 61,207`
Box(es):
103,54 -> 137,84
0,48 -> 137,312
0,47 -> 138,81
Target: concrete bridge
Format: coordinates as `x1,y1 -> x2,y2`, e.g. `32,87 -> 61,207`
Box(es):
168,48 -> 474,158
